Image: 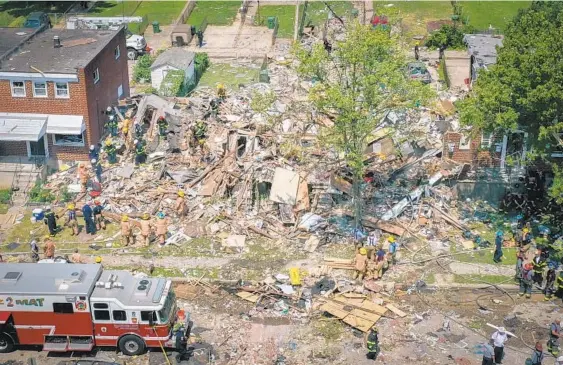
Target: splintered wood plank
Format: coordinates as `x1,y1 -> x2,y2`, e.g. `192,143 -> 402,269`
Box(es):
320,303 -> 348,319
349,308 -> 381,323
342,314 -> 375,332
341,297 -> 366,307
236,291 -> 260,303
386,303 -> 407,317
341,293 -> 367,299
361,301 -> 389,315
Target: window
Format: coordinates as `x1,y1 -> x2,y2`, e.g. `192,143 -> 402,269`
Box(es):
117,84 -> 123,98
93,310 -> 110,320
53,303 -> 74,314
114,45 -> 120,59
93,68 -> 100,84
33,81 -> 47,97
113,310 -> 127,321
55,82 -> 69,98
53,132 -> 85,147
93,303 -> 108,309
10,81 -> 25,97
481,132 -> 493,148
141,311 -> 157,323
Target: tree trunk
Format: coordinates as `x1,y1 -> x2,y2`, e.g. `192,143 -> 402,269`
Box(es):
352,177 -> 363,230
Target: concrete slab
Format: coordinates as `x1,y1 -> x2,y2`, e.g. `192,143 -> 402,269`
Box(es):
444,50 -> 470,91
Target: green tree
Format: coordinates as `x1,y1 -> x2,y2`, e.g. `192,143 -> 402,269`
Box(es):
293,22 -> 433,228
458,2 -> 563,201
425,24 -> 472,50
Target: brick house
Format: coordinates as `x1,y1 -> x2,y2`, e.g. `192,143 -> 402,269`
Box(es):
0,26 -> 130,162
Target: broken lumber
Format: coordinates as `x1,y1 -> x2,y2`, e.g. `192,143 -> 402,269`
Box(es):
247,225 -> 276,240
187,154 -> 230,188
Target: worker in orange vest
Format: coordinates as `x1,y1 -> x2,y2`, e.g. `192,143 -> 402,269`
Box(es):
43,236 -> 56,259
77,162 -> 89,192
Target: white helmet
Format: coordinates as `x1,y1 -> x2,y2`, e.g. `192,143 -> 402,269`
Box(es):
106,106 -> 112,113
45,205 -> 51,211
558,356 -> 563,361
109,115 -> 115,120
91,159 -> 96,164
89,145 -> 95,150
134,139 -> 139,144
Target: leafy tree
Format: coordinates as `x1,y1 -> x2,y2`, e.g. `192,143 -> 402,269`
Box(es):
293,22 -> 433,228
425,24 -> 473,50
458,2 -> 563,201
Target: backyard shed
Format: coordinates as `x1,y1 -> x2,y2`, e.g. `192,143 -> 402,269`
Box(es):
150,48 -> 195,90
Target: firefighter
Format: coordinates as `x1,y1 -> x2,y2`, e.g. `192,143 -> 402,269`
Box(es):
388,236 -> 398,265
353,247 -> 368,281
121,118 -> 132,138
139,213 -> 152,246
106,115 -> 118,137
414,41 -> 420,61
365,327 -> 380,360
134,120 -> 143,139
532,250 -> 547,286
30,240 -> 39,262
65,203 -> 79,236
176,190 -> 186,217
77,162 -> 89,192
134,139 -> 147,166
194,121 -> 207,144
91,158 -> 102,183
104,138 -> 117,164
518,263 -> 534,299
89,144 -> 99,161
548,319 -> 561,356
93,200 -> 106,230
71,248 -> 83,263
493,230 -> 504,263
43,236 -> 56,259
557,271 -> 563,301
157,116 -> 168,138
43,206 -> 58,237
155,211 -> 168,247
121,214 -> 133,247
82,202 -> 96,235
196,29 -> 203,47
217,83 -> 226,99
544,264 -> 556,300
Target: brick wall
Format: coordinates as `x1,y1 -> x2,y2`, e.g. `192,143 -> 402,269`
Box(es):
0,141 -> 27,156
444,131 -> 503,167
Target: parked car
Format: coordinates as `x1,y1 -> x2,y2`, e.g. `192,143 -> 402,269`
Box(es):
24,12 -> 51,29
406,62 -> 432,84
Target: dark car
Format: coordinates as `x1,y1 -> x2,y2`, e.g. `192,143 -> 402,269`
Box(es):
24,12 -> 51,29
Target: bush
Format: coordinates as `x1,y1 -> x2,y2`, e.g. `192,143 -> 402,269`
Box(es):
425,24 -> 474,50
29,180 -> 55,203
59,186 -> 73,203
159,70 -> 185,97
133,54 -> 154,82
186,53 -> 210,94
0,189 -> 12,204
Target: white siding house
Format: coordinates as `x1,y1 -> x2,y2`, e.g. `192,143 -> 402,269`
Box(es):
150,48 -> 195,91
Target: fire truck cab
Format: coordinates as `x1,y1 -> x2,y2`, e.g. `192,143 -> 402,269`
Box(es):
0,263 -> 190,355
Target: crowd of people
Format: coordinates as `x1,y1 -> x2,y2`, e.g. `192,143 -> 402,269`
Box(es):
353,231 -> 398,282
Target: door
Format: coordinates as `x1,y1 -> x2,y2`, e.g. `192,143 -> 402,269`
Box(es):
29,136 -> 46,157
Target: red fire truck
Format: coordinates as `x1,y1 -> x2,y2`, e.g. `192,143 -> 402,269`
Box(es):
0,263 -> 190,355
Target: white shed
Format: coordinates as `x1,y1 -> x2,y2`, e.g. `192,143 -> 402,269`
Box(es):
150,48 -> 196,90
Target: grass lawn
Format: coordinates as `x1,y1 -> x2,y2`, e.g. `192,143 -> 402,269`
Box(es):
197,62 -> 259,90
307,1 -> 355,26
453,274 -> 515,284
459,1 -> 530,31
454,247 -> 518,266
255,5 -> 294,38
186,1 -> 241,26
0,1 -> 73,27
89,1 -> 185,25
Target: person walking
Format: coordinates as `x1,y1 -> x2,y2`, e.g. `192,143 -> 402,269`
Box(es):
365,327 -> 380,361
139,213 -> 152,247
482,339 -> 495,365
493,230 -> 504,263
176,190 -> 186,217
548,320 -> 561,356
82,202 -> 96,235
491,327 -> 509,364
120,215 -> 133,247
43,206 -> 58,237
65,203 -> 79,236
93,200 -> 106,230
388,236 -> 398,265
519,263 -> 534,299
530,342 -> 544,365
155,212 -> 169,247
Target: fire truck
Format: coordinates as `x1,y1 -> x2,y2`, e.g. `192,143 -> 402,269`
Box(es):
0,263 -> 190,355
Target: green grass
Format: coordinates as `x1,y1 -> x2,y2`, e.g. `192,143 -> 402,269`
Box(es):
306,1 -> 355,27
0,1 -> 73,27
453,274 -> 515,284
186,1 -> 241,26
197,62 -> 259,89
454,247 -> 518,266
255,5 -> 294,38
459,1 -> 530,31
89,1 -> 185,25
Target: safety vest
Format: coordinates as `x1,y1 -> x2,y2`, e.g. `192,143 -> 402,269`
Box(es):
106,144 -> 116,154
557,275 -> 563,289
367,332 -> 378,352
532,258 -> 546,273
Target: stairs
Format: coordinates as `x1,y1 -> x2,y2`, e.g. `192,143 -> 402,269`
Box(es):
0,159 -> 44,208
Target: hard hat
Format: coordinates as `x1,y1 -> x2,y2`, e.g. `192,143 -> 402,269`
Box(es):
106,106 -> 112,113
496,230 -> 504,237
142,213 -> 150,220
94,199 -> 101,205
158,116 -> 165,120
178,190 -> 185,197
105,139 -> 112,146
524,263 -> 532,270
95,256 -> 102,263
516,214 -> 523,220
90,145 -> 95,150
91,159 -> 97,164
388,236 -> 395,243
157,212 -> 165,219
109,115 -> 115,120
121,214 -> 129,222
497,327 -> 505,333
134,139 -> 139,145
45,205 -> 52,211
79,162 -> 84,167
359,247 -> 367,255
67,203 -> 75,210
44,235 -> 51,240
523,228 -> 529,233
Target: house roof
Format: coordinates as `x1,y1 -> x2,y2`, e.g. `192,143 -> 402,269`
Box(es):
151,48 -> 195,71
463,34 -> 504,67
0,27 -> 123,74
0,28 -> 41,61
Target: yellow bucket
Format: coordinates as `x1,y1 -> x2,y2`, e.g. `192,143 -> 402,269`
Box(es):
289,267 -> 301,286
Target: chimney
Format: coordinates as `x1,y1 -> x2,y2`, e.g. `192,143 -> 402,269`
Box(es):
53,36 -> 61,48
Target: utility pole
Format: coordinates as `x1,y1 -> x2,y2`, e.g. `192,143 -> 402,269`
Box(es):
293,0 -> 300,42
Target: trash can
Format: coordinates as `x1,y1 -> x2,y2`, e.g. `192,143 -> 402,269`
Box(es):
267,16 -> 276,29
152,21 -> 160,33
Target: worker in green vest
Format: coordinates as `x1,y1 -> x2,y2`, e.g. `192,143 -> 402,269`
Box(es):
365,327 -> 380,361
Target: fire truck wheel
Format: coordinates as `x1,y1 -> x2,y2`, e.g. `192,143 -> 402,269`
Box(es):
118,335 -> 145,356
0,334 -> 14,353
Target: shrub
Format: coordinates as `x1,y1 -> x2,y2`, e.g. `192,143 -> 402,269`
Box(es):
159,70 -> 185,97
29,180 -> 55,203
133,54 -> 154,82
425,24 -> 474,50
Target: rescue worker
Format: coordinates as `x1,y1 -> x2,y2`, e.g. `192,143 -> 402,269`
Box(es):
519,263 -> 534,299
366,254 -> 378,280
121,214 -> 133,246
557,271 -> 563,301
82,201 -> 96,235
43,236 -> 56,259
482,338 -> 495,365
365,327 -> 379,360
372,245 -> 387,280
104,138 -> 117,164
93,200 -> 106,230
532,251 -> 547,286
65,203 -> 79,236
515,247 -> 525,279
134,121 -> 143,139
353,247 -> 368,281
176,190 -> 186,217
414,41 -> 420,61
544,264 -> 556,301
365,230 -> 380,259
157,116 -> 168,138
530,341 -> 544,365
217,83 -> 226,99
155,212 -> 168,247
89,144 -> 99,161
77,162 -> 89,192
43,206 -> 58,237
196,29 -> 203,47
523,227 -> 533,246
139,213 -> 152,246
134,139 -> 147,166
388,236 -> 398,265
30,240 -> 40,262
106,114 -> 118,137
493,230 -> 504,263
194,121 -> 207,145
175,328 -> 191,362
548,319 -> 561,356
491,327 -> 509,364
121,118 -> 132,138
91,158 -> 102,183
95,256 -> 102,265
71,248 -> 82,263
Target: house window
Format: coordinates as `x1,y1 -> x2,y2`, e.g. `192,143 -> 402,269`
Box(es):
94,310 -> 110,320
10,81 -> 26,97
93,68 -> 100,84
53,132 -> 85,146
53,303 -> 74,314
33,81 -> 47,97
55,82 -> 69,98
114,46 -> 120,59
481,132 -> 493,148
113,310 -> 127,321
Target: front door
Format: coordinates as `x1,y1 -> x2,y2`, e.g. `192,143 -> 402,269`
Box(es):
29,136 -> 46,157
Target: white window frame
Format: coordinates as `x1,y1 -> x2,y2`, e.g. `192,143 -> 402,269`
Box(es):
32,81 -> 48,97
10,80 -> 26,97
54,82 -> 69,98
93,68 -> 100,84
114,45 -> 120,59
117,84 -> 123,98
481,132 -> 493,148
52,132 -> 85,147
